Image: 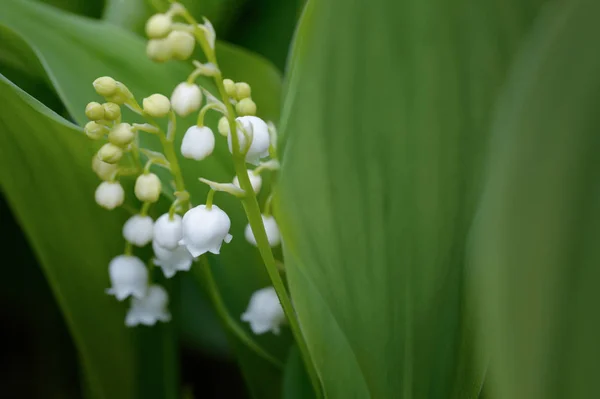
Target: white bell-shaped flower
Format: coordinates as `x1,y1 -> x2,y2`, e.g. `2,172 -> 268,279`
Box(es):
171,82 -> 202,117
106,255 -> 148,301
228,116 -> 270,165
232,170 -> 262,194
123,215 -> 154,247
125,284 -> 171,327
153,213 -> 182,250
181,126 -> 215,161
152,240 -> 193,278
241,287 -> 285,335
181,204 -> 232,257
245,215 -> 281,247
95,181 -> 125,210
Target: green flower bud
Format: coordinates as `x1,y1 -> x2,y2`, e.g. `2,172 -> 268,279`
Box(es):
235,98 -> 257,116
167,31 -> 195,61
92,156 -> 118,181
147,39 -> 172,63
97,143 -> 124,164
106,82 -> 133,105
102,102 -> 121,121
145,14 -> 172,39
143,94 -> 171,118
217,116 -> 230,137
223,79 -> 235,97
84,121 -> 107,140
235,82 -> 251,100
93,76 -> 117,97
85,102 -> 105,121
135,173 -> 162,203
108,123 -> 135,147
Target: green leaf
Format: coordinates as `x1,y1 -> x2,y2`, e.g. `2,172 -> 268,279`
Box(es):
277,0 -> 549,397
282,345 -> 315,399
470,0 -> 600,398
0,73 -> 138,399
0,0 -> 289,396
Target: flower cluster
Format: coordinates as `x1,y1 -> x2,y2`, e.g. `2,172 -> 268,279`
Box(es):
84,2 -> 285,334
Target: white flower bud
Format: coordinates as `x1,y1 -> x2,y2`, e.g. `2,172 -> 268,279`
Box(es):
181,126 -> 215,161
106,255 -> 148,301
235,98 -> 256,116
145,13 -> 172,39
152,241 -> 193,278
92,156 -> 118,181
123,215 -> 154,247
85,102 -> 105,120
241,287 -> 285,335
95,181 -> 125,210
153,213 -> 182,250
217,116 -> 230,136
167,30 -> 195,60
102,102 -> 121,121
223,79 -> 235,97
97,143 -> 123,163
93,76 -> 117,97
84,121 -> 106,140
143,93 -> 171,117
125,284 -> 171,327
244,215 -> 281,247
181,205 -> 232,257
228,116 -> 270,165
147,39 -> 172,63
232,170 -> 262,194
134,173 -> 162,203
108,123 -> 135,147
171,83 -> 202,117
235,82 -> 251,100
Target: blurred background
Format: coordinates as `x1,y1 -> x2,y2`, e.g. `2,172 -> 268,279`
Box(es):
0,0 -> 302,397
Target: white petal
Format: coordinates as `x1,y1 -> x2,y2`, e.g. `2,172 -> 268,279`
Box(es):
171,83 -> 202,117
153,213 -> 183,250
107,255 -> 148,301
241,287 -> 285,335
123,215 -> 154,246
181,126 -> 215,160
152,240 -> 193,278
125,285 -> 171,327
95,181 -> 124,210
181,205 -> 231,257
244,215 -> 281,247
228,116 -> 270,164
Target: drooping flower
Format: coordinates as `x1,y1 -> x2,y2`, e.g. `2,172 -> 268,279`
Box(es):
232,169 -> 262,194
123,215 -> 154,247
134,173 -> 162,203
152,240 -> 193,278
181,204 -> 232,257
241,287 -> 285,335
153,213 -> 183,250
106,255 -> 148,301
95,181 -> 125,210
227,116 -> 270,165
171,83 -> 202,117
125,284 -> 171,327
180,126 -> 215,161
245,215 -> 281,247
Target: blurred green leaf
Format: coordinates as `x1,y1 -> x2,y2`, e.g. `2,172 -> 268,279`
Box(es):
470,0 -> 600,398
0,72 -> 138,399
282,345 -> 315,399
277,0 -> 549,397
35,0 -> 103,18
0,0 -> 288,396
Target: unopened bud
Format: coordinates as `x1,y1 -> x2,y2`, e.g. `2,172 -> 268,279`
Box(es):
223,79 -> 235,97
135,173 -> 162,203
146,14 -> 172,39
85,102 -> 105,120
93,76 -> 117,97
102,102 -> 121,121
143,94 -> 171,117
84,121 -> 107,140
167,31 -> 195,60
108,123 -> 135,147
97,143 -> 124,164
235,98 -> 256,116
92,156 -> 118,181
171,82 -> 202,117
217,116 -> 230,136
235,82 -> 251,100
147,39 -> 172,63
106,82 -> 133,105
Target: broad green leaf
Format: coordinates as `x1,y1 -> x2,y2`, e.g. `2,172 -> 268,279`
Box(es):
277,0 -> 548,397
0,73 -> 139,399
282,345 -> 315,399
0,0 -> 288,396
470,0 -> 600,397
